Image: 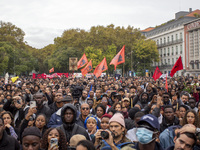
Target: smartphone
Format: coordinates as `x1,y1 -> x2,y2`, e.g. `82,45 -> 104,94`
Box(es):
30,101 -> 36,108
50,138 -> 58,148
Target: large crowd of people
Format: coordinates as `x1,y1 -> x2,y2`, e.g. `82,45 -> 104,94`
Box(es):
0,75 -> 200,150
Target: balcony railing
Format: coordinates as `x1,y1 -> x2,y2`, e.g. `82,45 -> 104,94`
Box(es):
157,39 -> 183,48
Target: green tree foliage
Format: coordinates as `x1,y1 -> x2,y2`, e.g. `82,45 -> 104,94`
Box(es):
133,39 -> 159,74
0,21 -> 37,75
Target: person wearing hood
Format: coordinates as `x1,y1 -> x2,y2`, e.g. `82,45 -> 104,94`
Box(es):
132,90 -> 150,109
57,103 -> 90,147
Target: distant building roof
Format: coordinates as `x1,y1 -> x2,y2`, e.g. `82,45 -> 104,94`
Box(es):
186,9 -> 200,17
141,27 -> 155,32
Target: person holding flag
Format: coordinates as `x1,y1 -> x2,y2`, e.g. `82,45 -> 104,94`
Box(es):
77,53 -> 88,69
49,67 -> 54,73
93,57 -> 108,78
152,66 -> 162,81
110,45 -> 125,70
81,60 -> 93,76
170,56 -> 183,77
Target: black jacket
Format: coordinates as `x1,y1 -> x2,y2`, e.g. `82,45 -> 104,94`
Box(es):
49,102 -> 60,115
0,131 -> 20,150
57,104 -> 90,143
160,116 -> 180,132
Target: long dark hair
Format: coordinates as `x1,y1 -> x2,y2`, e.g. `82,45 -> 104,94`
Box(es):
41,128 -> 67,150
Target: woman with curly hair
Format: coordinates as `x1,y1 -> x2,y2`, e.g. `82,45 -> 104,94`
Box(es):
182,109 -> 200,127
41,128 -> 67,150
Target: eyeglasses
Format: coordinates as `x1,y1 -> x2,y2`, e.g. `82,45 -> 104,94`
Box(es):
82,107 -> 89,110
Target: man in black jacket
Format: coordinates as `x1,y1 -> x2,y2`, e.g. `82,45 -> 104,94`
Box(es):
57,104 -> 90,146
0,117 -> 20,150
160,105 -> 179,132
49,91 -> 64,114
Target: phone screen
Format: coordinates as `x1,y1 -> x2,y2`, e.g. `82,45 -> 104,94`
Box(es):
30,101 -> 36,108
50,138 -> 58,148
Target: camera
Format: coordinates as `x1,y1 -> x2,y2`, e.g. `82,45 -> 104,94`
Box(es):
101,131 -> 109,139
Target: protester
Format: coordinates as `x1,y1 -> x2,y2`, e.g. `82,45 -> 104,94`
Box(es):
41,128 -> 67,150
77,103 -> 90,128
132,114 -> 163,150
22,127 -> 42,150
57,103 -> 90,147
95,113 -> 134,149
0,116 -> 20,150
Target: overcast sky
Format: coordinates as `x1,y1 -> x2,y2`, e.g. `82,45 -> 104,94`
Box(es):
0,0 -> 200,49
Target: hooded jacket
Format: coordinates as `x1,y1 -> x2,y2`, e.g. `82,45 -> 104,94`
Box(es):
57,104 -> 90,143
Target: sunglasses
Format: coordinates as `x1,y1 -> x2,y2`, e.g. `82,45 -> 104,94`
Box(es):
82,107 -> 89,110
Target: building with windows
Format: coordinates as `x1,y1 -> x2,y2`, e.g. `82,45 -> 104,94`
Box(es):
142,8 -> 200,76
184,18 -> 200,76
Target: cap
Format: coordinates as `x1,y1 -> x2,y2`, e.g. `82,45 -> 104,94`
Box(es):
62,95 -> 73,102
137,114 -> 160,130
101,93 -> 108,97
123,97 -> 130,102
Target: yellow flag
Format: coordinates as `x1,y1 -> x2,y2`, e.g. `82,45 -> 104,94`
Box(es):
11,76 -> 19,83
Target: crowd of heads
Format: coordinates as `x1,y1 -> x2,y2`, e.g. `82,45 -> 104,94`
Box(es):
0,75 -> 200,149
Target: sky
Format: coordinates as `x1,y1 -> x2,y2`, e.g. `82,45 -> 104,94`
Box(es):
0,0 -> 200,49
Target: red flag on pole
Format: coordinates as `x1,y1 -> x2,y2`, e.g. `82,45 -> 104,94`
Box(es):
166,74 -> 168,92
49,67 -> 54,73
152,66 -> 162,81
77,53 -> 88,69
170,56 -> 183,77
94,57 -> 108,78
81,60 -> 93,76
110,45 -> 125,70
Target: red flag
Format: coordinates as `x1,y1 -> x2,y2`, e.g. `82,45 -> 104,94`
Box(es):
94,57 -> 108,78
165,74 -> 168,92
110,45 -> 125,70
49,67 -> 54,73
170,56 -> 183,77
81,60 -> 93,76
152,66 -> 162,81
77,53 -> 88,69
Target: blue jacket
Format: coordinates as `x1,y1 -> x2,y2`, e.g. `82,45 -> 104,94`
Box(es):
47,108 -> 62,128
159,125 -> 181,149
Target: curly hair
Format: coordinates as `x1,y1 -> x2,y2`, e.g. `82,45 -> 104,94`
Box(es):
182,110 -> 200,127
41,128 -> 67,150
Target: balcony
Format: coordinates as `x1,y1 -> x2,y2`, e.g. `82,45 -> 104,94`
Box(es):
157,39 -> 183,48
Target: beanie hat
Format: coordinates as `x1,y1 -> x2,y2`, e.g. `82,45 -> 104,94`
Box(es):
70,134 -> 86,147
109,113 -> 125,127
101,113 -> 112,119
22,127 -> 41,138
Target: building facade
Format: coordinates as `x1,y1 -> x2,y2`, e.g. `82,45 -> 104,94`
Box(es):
184,18 -> 200,76
142,9 -> 200,77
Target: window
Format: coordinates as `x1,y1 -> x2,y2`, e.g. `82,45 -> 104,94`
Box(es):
164,48 -> 166,56
164,59 -> 167,64
197,63 -> 199,69
172,58 -> 174,64
171,35 -> 174,42
180,32 -> 182,39
167,36 -> 169,42
160,38 -> 162,44
168,48 -> 170,55
164,37 -> 166,44
172,47 -> 174,55
168,59 -> 170,64
176,46 -> 178,55
157,40 -> 159,45
180,45 -> 182,54
176,34 -> 178,40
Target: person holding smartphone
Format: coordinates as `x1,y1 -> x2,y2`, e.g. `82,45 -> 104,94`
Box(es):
41,128 -> 67,150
